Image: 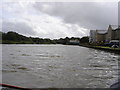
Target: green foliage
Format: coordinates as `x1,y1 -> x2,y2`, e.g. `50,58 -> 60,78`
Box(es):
80,36 -> 89,43
2,31 -> 83,45
2,31 -> 33,44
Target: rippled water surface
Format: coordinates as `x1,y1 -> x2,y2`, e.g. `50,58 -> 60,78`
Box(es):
2,44 -> 119,88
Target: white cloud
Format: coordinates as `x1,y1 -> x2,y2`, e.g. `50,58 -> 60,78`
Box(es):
2,1 -> 89,39
2,1 -> 118,39
3,0 -> 119,2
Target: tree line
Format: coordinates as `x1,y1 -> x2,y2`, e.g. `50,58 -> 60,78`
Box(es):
0,31 -> 89,44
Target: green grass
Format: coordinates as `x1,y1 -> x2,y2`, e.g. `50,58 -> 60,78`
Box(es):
95,46 -> 120,50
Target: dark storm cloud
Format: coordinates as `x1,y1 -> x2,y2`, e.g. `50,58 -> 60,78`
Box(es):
2,21 -> 36,36
33,2 -> 118,29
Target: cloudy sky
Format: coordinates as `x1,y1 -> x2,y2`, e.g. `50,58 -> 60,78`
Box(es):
1,0 -> 119,39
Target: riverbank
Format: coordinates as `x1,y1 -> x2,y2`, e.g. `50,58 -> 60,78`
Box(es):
80,44 -> 120,54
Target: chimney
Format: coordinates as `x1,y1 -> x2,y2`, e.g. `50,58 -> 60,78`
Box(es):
108,25 -> 112,30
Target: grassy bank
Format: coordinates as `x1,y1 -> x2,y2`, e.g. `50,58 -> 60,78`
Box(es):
95,46 -> 120,50
80,44 -> 120,54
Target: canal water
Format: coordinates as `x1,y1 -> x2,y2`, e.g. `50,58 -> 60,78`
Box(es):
2,44 -> 119,88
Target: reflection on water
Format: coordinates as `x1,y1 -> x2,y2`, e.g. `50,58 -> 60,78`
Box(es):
2,44 -> 119,88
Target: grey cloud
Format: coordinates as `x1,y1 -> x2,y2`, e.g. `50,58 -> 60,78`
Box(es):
2,21 -> 36,36
34,2 -> 118,30
2,21 -> 68,39
37,32 -> 67,39
2,20 -> 85,39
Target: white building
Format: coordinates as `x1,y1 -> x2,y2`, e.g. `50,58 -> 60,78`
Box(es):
69,40 -> 80,45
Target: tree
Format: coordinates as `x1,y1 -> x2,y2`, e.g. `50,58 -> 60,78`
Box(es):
80,36 -> 89,43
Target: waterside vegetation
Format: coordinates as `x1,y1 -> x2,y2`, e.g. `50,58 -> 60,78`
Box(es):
0,31 -> 89,44
1,31 -> 120,54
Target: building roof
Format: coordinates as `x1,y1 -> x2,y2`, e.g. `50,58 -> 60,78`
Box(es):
115,26 -> 120,30
96,30 -> 107,34
111,25 -> 120,30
